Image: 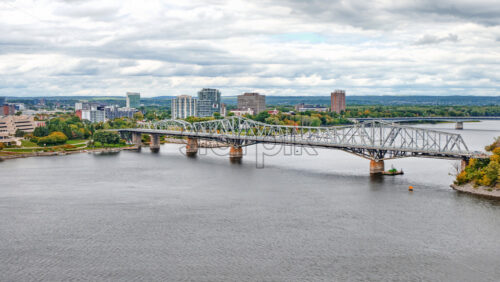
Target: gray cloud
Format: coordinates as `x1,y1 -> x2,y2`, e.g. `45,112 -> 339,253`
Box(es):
0,0 -> 498,97
415,33 -> 459,45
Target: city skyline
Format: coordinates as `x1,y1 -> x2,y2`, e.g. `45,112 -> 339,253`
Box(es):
0,0 -> 499,97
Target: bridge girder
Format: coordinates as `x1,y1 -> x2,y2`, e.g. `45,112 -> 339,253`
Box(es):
128,116 -> 476,160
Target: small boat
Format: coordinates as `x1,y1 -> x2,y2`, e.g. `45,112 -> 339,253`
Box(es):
383,166 -> 404,175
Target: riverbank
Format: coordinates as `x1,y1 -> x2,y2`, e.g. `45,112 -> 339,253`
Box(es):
450,183 -> 500,199
0,146 -> 137,161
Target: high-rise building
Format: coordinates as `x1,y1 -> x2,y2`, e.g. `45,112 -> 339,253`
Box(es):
172,95 -> 197,119
126,92 -> 141,108
197,88 -> 221,117
2,104 -> 16,116
331,90 -> 346,114
0,97 -> 5,106
81,105 -> 106,123
237,93 -> 266,114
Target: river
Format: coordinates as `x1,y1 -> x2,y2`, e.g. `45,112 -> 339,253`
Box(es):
1,121 -> 500,281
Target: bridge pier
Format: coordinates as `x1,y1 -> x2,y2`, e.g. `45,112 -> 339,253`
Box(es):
150,134 -> 160,153
131,132 -> 142,148
186,138 -> 198,157
229,146 -> 243,163
455,121 -> 463,130
370,160 -> 385,175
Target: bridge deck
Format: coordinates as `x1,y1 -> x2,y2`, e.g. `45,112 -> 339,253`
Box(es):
116,116 -> 484,160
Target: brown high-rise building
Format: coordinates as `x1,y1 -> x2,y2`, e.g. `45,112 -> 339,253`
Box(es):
331,90 -> 346,114
237,93 -> 266,114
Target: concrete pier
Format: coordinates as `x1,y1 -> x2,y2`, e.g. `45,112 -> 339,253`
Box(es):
132,132 -> 142,148
455,121 -> 463,130
229,146 -> 243,163
150,134 -> 160,153
186,138 -> 198,157
370,160 -> 385,175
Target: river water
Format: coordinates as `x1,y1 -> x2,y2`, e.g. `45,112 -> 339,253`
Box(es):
1,121 -> 500,281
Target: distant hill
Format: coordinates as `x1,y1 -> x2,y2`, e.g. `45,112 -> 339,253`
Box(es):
3,95 -> 499,107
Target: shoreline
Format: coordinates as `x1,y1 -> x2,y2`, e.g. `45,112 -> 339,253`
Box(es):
0,146 -> 137,161
0,139 -> 228,162
450,183 -> 500,199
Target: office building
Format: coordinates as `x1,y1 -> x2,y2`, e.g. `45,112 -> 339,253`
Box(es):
126,92 -> 141,108
2,104 -> 16,116
81,104 -> 106,123
0,115 -> 38,135
197,88 -> 221,117
0,97 -> 5,106
237,93 -> 266,114
331,90 -> 346,114
220,103 -> 227,117
171,95 -> 197,119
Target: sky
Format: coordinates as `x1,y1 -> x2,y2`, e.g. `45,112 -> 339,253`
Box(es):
0,0 -> 499,97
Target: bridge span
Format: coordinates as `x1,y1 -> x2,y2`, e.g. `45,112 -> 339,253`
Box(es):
351,116 -> 500,130
117,116 -> 483,174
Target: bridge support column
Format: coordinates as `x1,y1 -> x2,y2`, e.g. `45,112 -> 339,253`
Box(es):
229,146 -> 243,163
455,121 -> 463,130
132,132 -> 142,148
186,138 -> 198,157
370,160 -> 385,175
150,134 -> 160,153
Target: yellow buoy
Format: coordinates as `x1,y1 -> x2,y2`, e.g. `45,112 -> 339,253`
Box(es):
409,186 -> 414,192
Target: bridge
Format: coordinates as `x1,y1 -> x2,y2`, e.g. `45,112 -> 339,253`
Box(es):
117,116 -> 483,174
351,116 -> 500,129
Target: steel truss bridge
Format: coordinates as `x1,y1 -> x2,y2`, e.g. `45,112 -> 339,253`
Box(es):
118,116 -> 481,161
352,116 -> 500,123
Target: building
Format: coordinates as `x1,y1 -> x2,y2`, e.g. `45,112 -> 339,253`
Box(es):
295,103 -> 329,113
171,95 -> 197,119
237,93 -> 266,114
2,104 -> 16,116
81,104 -> 106,123
0,96 -> 5,106
220,103 -> 227,117
268,108 -> 279,115
230,108 -> 254,117
197,88 -> 221,117
0,115 -> 38,135
104,106 -> 138,120
331,89 -> 346,114
126,92 -> 141,108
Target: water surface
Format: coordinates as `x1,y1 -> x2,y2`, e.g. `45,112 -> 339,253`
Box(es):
1,121 -> 499,281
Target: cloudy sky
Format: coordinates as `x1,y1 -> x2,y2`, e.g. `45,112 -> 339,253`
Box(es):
0,0 -> 499,97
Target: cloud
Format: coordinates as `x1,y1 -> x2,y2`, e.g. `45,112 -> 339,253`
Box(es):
0,0 -> 498,97
415,33 -> 459,45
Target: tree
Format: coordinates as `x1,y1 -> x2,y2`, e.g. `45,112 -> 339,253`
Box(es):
33,126 -> 50,137
15,129 -> 25,137
36,131 -> 68,146
133,112 -> 144,121
255,111 -> 270,122
93,130 -> 120,144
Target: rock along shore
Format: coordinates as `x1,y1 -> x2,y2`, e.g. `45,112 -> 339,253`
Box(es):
0,147 -> 137,161
450,183 -> 500,199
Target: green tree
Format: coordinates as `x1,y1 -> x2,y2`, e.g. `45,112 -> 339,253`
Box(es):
93,130 -> 121,144
15,129 -> 25,137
